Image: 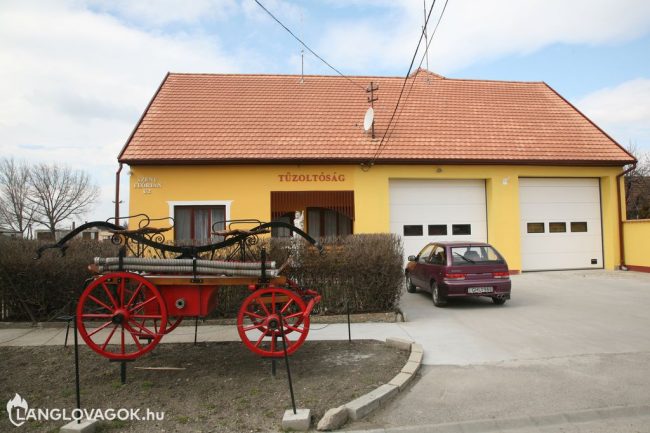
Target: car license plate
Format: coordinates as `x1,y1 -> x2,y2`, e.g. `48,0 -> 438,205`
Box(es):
468,287 -> 493,294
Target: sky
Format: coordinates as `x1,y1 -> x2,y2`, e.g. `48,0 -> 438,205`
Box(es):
1,0 -> 649,227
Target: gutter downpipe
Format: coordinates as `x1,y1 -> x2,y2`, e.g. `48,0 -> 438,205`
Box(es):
616,162 -> 637,270
115,163 -> 124,227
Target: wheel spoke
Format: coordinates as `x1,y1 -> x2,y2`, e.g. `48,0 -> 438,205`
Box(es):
255,298 -> 271,316
244,310 -> 264,320
119,278 -> 126,307
129,320 -> 156,338
129,296 -> 157,313
88,295 -> 113,313
131,314 -> 163,320
87,320 -> 113,338
101,325 -> 118,350
271,336 -> 276,352
82,313 -> 112,319
126,282 -> 143,309
101,283 -> 119,309
254,332 -> 265,348
284,323 -> 305,334
271,291 -> 276,314
285,311 -> 303,319
280,298 -> 294,314
129,330 -> 144,350
243,323 -> 265,332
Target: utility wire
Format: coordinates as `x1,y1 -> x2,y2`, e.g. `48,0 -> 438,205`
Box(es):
370,0 -> 437,163
380,0 -> 450,149
253,0 -> 366,91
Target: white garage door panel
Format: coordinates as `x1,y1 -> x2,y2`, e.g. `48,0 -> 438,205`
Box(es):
520,178 -> 603,271
389,179 -> 487,258
391,204 -> 485,221
521,204 -> 600,220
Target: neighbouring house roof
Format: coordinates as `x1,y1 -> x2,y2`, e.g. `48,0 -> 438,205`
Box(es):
118,69 -> 635,166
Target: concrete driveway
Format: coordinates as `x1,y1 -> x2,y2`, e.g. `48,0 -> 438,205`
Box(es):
398,269 -> 650,365
348,270 -> 650,432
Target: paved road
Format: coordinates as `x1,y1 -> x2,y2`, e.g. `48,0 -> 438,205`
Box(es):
346,270 -> 650,432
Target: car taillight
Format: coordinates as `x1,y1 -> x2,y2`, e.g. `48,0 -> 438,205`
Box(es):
493,272 -> 510,279
444,273 -> 465,280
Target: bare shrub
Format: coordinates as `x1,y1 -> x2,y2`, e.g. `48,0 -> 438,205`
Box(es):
213,234 -> 404,316
0,237 -> 118,322
1,234 -> 403,322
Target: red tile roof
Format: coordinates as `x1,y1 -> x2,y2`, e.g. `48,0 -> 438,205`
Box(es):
118,70 -> 634,165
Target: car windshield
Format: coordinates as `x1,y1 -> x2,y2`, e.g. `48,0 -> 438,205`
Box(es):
451,246 -> 504,265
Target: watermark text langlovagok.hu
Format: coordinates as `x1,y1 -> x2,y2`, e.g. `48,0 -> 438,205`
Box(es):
6,393 -> 165,427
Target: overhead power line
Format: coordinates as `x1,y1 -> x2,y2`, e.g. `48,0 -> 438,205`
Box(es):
369,0 -> 437,163
380,0 -> 450,149
253,0 -> 366,91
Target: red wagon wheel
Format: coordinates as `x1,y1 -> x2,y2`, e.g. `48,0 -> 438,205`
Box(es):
158,316 -> 184,334
138,316 -> 183,339
237,287 -> 310,358
76,272 -> 168,360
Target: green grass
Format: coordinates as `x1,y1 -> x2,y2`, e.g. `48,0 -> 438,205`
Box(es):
176,415 -> 190,424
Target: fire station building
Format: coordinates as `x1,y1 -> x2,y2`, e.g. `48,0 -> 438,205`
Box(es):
118,70 -> 635,273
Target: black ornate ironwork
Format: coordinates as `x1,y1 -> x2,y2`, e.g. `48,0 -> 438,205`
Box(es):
34,215 -> 322,261
211,219 -> 271,262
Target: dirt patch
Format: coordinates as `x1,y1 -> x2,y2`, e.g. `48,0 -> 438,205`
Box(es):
0,340 -> 408,432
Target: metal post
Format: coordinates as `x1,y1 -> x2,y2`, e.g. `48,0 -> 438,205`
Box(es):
120,361 -> 127,385
194,316 -> 199,345
271,335 -> 278,377
64,319 -> 71,348
73,314 -> 81,424
260,247 -> 268,284
118,246 -> 125,271
279,325 -> 297,414
109,358 -> 132,384
347,299 -> 352,343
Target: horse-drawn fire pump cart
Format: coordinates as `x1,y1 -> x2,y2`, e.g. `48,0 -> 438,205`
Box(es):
36,216 -> 323,363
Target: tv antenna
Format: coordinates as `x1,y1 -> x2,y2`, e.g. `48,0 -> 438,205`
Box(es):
365,81 -> 379,139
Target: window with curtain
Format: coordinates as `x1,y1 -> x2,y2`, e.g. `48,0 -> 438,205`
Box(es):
174,206 -> 226,244
306,207 -> 353,238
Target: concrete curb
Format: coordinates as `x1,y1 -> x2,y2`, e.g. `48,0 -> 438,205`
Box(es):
316,337 -> 422,431
343,404 -> 650,433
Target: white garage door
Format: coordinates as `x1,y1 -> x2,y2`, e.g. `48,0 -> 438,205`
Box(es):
519,178 -> 603,271
389,179 -> 487,259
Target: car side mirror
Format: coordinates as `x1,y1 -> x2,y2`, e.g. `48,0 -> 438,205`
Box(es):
408,255 -> 416,262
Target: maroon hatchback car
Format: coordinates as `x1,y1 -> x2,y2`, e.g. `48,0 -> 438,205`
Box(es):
405,241 -> 511,307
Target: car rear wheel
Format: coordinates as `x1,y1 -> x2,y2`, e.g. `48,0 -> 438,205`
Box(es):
405,274 -> 417,293
492,297 -> 507,305
432,281 -> 447,307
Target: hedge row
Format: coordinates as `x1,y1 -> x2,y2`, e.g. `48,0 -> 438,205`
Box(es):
0,238 -> 119,322
214,234 -> 404,316
0,234 -> 404,322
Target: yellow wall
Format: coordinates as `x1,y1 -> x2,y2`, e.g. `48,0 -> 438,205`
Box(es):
128,164 -> 623,271
623,219 -> 650,269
